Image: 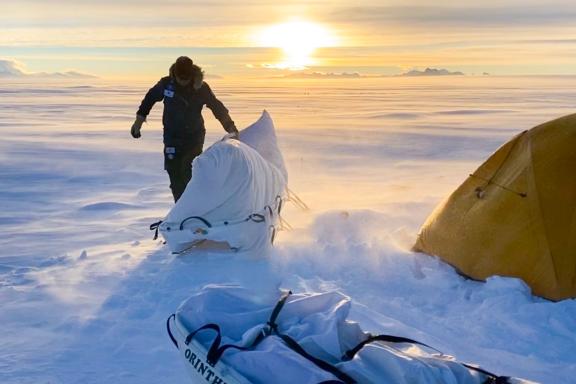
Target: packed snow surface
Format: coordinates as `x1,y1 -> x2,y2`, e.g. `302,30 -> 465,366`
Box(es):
1,76 -> 575,383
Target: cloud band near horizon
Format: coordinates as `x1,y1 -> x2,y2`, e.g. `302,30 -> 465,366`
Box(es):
2,1 -> 576,77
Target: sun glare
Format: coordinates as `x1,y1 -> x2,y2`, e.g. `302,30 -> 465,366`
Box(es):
255,21 -> 338,70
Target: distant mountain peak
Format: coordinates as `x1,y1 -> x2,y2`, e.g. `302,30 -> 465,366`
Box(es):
0,59 -> 97,79
399,67 -> 465,77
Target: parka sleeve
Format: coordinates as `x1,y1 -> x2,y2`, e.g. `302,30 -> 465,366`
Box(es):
136,79 -> 165,117
203,82 -> 235,131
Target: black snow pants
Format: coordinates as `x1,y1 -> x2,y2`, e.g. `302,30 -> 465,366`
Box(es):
164,143 -> 203,202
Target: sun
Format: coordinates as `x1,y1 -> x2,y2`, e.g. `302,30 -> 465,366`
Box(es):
255,21 -> 338,70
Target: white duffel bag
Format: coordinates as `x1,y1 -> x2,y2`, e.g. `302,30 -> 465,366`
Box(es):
167,286 -> 529,384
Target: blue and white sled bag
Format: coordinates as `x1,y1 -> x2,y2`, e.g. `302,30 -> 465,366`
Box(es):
167,286 -> 530,384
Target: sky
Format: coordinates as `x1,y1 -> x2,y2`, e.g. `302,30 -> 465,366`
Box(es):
2,0 -> 576,79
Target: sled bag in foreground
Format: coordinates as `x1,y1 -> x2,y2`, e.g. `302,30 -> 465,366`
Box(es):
167,286 -> 532,384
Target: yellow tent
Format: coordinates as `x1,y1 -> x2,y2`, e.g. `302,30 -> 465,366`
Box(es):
414,114 -> 576,301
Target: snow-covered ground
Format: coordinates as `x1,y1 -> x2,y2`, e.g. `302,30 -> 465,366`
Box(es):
1,76 -> 575,383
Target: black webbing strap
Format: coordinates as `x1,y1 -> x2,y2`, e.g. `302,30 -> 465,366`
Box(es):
248,213 -> 266,223
261,291 -> 355,383
343,334 -> 510,383
166,315 -> 225,364
267,290 -> 291,331
462,363 -> 511,384
150,220 -> 163,240
178,213 -> 266,232
342,334 -> 442,361
277,333 -> 356,384
210,290 -> 293,363
180,216 -> 212,230
183,323 -> 222,366
169,293 -> 293,366
209,343 -> 253,364
166,314 -> 178,348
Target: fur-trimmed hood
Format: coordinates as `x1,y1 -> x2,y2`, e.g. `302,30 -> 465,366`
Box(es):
169,63 -> 204,90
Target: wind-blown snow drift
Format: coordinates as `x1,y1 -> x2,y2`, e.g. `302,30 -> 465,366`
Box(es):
1,78 -> 575,384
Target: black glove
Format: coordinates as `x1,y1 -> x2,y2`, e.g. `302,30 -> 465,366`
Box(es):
224,120 -> 239,139
131,115 -> 145,138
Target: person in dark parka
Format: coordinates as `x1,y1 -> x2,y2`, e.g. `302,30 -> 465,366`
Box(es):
131,56 -> 238,202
